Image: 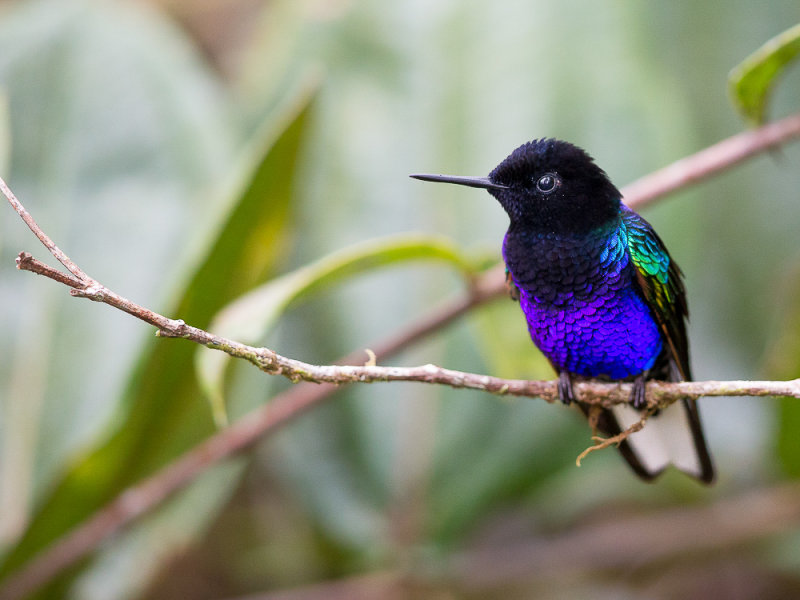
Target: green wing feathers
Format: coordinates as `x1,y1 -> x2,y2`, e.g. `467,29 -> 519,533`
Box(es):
622,207 -> 691,380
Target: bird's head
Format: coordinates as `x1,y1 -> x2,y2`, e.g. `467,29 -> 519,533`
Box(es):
412,138 -> 622,235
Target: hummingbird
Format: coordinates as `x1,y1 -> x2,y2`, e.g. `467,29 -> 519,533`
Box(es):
411,138 -> 714,483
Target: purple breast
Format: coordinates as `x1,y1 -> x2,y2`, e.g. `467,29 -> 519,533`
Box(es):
503,225 -> 662,379
518,285 -> 662,379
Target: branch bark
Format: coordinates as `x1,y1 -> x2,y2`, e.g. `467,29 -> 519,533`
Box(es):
3,112 -> 800,599
15,254 -> 800,407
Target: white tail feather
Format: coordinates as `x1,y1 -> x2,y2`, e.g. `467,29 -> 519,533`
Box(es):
612,402 -> 703,479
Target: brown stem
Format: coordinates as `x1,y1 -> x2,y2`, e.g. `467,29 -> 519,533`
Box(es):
575,406 -> 655,466
0,179 -> 89,281
16,252 -> 83,289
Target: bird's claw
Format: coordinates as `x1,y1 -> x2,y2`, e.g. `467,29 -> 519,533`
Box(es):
631,375 -> 647,409
558,371 -> 576,405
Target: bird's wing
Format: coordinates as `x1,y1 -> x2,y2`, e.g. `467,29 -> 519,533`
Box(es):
615,206 -> 714,484
621,206 -> 691,380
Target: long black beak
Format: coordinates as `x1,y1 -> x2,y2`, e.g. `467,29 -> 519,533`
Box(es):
410,173 -> 507,191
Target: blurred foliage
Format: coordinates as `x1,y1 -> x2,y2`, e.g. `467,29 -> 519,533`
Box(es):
197,233 -> 480,424
729,22 -> 800,125
0,76 -> 316,592
0,1 -> 799,599
765,265 -> 800,477
0,94 -> 9,176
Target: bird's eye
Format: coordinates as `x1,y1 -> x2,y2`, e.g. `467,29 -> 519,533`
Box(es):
535,173 -> 560,194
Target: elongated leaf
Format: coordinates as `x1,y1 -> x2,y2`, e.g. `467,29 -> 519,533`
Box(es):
729,23 -> 800,124
1,0 -> 235,580
0,0 -> 236,532
197,234 -> 477,424
0,78 -> 317,594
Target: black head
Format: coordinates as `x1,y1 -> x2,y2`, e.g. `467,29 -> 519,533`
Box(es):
411,138 -> 622,235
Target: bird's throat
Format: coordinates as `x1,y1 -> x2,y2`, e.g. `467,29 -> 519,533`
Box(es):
502,221 -> 624,304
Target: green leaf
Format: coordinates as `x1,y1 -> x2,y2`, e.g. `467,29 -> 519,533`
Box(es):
197,234 -> 477,424
0,66 -> 317,598
728,23 -> 800,125
1,0 -> 237,579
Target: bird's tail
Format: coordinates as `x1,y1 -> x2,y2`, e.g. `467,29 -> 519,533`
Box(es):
606,398 -> 715,483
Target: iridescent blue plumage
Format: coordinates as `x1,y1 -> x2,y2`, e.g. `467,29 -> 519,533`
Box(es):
411,138 -> 714,483
503,208 -> 665,381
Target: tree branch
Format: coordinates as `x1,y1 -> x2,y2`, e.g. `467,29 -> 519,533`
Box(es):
0,179 -> 89,281
14,250 -> 800,406
3,112 -> 800,599
620,111 -> 800,206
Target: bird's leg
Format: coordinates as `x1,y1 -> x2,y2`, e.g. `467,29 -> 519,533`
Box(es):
631,373 -> 647,409
505,269 -> 520,301
558,371 -> 576,405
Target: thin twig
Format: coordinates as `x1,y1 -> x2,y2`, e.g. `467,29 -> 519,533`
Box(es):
575,406 -> 656,466
0,178 -> 89,281
15,252 -> 84,289
2,112 -> 800,599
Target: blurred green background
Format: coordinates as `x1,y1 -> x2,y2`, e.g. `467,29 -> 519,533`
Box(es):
1,0 -> 800,598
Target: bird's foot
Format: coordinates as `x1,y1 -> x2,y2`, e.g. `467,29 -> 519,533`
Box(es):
558,371 -> 576,405
631,374 -> 647,409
